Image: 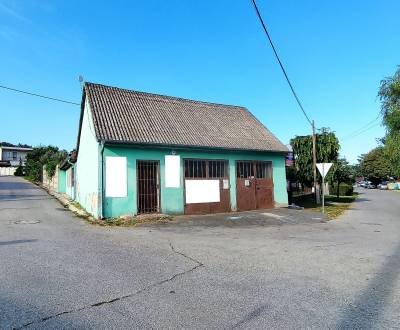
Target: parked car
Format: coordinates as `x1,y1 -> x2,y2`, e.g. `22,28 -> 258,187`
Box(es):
378,181 -> 389,190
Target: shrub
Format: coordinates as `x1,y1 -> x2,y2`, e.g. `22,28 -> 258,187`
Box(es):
14,165 -> 24,176
330,183 -> 354,196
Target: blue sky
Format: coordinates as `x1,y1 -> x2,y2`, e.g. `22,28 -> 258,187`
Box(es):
1,0 -> 399,163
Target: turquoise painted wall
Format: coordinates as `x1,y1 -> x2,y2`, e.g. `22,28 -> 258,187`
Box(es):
75,99 -> 100,217
103,145 -> 287,218
58,169 -> 66,193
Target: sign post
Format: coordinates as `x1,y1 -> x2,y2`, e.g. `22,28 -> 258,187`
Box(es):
316,163 -> 333,214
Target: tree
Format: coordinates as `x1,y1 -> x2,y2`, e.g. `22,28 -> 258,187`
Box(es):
290,128 -> 340,188
378,67 -> 400,177
25,146 -> 67,182
0,142 -> 32,148
359,147 -> 391,185
331,158 -> 353,198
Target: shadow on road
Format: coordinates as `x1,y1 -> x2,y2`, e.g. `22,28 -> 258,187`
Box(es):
0,239 -> 38,246
337,241 -> 400,328
0,181 -> 34,190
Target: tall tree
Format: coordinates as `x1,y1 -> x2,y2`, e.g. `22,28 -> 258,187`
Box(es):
290,128 -> 340,187
359,147 -> 391,185
378,67 -> 400,176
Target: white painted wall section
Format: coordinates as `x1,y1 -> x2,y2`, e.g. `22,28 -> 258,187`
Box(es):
106,156 -> 127,197
165,155 -> 181,188
185,179 -> 220,204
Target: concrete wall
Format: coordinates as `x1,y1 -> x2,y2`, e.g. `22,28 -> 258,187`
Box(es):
75,99 -> 100,217
42,165 -> 59,193
0,167 -> 17,176
103,145 -> 287,218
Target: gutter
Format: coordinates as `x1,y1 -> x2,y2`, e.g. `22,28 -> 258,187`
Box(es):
102,140 -> 289,155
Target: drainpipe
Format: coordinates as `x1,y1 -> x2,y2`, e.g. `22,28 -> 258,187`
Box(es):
100,141 -> 105,219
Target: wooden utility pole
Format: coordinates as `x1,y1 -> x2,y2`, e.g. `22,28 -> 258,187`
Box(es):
312,120 -> 319,203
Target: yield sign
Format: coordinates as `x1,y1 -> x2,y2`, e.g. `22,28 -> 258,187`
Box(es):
316,163 -> 333,179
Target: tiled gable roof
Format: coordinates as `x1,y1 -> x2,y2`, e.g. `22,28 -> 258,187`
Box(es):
83,82 -> 288,152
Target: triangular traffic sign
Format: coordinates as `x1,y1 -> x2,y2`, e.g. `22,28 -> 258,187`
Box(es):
316,163 -> 333,179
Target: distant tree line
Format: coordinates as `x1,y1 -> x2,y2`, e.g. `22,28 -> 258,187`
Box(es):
0,141 -> 32,148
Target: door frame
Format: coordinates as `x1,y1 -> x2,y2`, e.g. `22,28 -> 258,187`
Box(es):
235,160 -> 274,211
136,160 -> 161,214
182,158 -> 230,214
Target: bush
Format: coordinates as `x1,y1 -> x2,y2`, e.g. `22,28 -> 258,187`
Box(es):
330,183 -> 354,196
25,146 -> 67,182
14,165 -> 24,176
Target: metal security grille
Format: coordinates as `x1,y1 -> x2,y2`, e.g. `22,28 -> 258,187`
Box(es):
137,161 -> 160,214
236,161 -> 254,178
255,161 -> 272,179
184,159 -> 227,179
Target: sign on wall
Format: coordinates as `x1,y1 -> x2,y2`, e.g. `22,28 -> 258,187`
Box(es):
165,155 -> 181,188
105,156 -> 127,197
185,180 -> 220,204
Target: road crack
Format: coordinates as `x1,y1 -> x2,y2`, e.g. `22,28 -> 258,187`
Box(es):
14,244 -> 204,329
169,242 -> 204,267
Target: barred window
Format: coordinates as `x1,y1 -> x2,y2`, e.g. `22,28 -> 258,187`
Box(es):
208,160 -> 226,178
236,161 -> 254,178
184,159 -> 207,178
184,159 -> 227,179
255,161 -> 272,179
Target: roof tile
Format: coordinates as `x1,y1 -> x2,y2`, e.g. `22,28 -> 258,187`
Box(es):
84,82 -> 288,152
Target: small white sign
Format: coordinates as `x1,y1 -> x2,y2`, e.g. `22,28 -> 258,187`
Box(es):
316,163 -> 333,179
165,155 -> 180,188
223,179 -> 229,190
105,156 -> 127,197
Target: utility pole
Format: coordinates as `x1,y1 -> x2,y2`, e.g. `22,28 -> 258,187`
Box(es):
312,120 -> 319,203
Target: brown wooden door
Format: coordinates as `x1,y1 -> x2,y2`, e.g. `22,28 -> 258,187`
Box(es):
183,159 -> 231,215
236,161 -> 274,211
254,161 -> 274,209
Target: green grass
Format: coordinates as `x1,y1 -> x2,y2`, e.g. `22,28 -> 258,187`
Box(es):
293,193 -> 358,219
87,214 -> 174,227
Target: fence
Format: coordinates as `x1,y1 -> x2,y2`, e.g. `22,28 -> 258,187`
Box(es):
0,167 -> 17,176
42,165 -> 59,193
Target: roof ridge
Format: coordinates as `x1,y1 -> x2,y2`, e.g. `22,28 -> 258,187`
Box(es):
85,81 -> 247,110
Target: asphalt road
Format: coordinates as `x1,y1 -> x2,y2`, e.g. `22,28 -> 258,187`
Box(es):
1,176 -> 399,329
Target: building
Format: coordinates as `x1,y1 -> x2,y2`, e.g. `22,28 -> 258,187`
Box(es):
0,146 -> 33,166
60,82 -> 288,218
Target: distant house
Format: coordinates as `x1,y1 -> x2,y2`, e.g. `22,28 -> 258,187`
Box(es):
59,82 -> 288,218
0,146 -> 33,166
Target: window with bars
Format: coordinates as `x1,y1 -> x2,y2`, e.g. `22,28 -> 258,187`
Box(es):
184,159 -> 227,179
236,161 -> 272,179
236,161 -> 254,178
255,161 -> 272,179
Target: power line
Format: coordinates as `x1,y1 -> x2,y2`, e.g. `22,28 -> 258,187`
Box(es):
0,84 -> 80,106
250,0 -> 312,126
343,122 -> 381,141
342,116 -> 380,140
